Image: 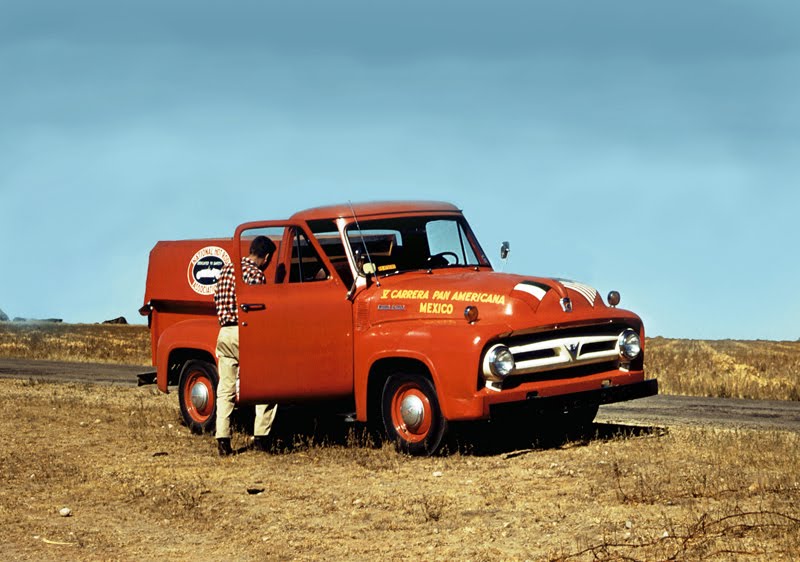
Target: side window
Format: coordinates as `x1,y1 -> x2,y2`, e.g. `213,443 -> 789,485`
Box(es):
289,229 -> 329,283
347,228 -> 403,272
238,226 -> 283,283
307,219 -> 354,287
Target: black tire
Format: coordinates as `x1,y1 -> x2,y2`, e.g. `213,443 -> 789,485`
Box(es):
178,360 -> 219,434
381,373 -> 448,456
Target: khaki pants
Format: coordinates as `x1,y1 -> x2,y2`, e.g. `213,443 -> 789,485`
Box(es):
215,325 -> 277,439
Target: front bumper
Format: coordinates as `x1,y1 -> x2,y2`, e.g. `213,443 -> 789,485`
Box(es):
489,378 -> 658,418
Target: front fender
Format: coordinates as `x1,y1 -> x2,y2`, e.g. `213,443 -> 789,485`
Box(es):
355,320 -> 508,421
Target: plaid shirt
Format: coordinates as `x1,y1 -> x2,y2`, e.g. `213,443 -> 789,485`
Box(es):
214,257 -> 266,326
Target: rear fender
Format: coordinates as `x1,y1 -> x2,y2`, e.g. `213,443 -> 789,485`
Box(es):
155,318 -> 219,393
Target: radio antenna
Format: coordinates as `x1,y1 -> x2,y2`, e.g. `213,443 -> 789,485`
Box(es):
348,201 -> 379,287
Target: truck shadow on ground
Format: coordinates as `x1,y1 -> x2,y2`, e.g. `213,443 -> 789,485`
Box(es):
229,406 -> 665,457
445,421 -> 665,457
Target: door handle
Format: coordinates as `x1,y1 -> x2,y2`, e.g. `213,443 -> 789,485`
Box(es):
240,303 -> 266,312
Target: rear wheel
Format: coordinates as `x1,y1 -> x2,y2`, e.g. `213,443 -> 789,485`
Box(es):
381,373 -> 447,456
178,360 -> 219,434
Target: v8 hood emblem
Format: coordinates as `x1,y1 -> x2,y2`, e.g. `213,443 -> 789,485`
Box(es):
566,342 -> 579,360
560,297 -> 573,313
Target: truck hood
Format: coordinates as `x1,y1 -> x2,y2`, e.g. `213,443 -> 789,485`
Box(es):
361,269 -> 622,328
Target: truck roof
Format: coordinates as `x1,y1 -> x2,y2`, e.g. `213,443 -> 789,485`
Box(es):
289,201 -> 461,222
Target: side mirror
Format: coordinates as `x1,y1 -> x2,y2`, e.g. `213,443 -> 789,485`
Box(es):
500,241 -> 510,260
362,262 -> 376,276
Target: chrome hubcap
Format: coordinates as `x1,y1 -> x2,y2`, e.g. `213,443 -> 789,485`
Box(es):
191,381 -> 209,411
400,395 -> 425,430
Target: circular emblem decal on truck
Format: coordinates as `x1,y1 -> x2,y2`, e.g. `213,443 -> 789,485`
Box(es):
187,246 -> 231,295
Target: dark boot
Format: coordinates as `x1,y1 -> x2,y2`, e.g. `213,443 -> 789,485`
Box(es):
217,438 -> 233,457
253,436 -> 271,453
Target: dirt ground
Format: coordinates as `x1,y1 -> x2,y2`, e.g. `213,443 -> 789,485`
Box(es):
2,378 -> 799,561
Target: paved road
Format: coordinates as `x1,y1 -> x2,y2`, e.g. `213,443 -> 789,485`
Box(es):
1,359 -> 798,431
597,394 -> 800,431
0,358 -> 149,386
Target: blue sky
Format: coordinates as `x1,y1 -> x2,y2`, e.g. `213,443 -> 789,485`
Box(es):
1,1 -> 798,340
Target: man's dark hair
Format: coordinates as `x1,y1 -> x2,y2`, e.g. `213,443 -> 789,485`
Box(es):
250,235 -> 276,258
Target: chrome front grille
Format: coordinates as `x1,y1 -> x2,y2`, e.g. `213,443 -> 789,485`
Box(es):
510,333 -> 620,375
481,323 -> 642,391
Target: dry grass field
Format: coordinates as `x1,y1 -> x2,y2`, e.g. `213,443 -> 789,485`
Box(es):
2,379 -> 799,561
1,323 -> 799,560
646,337 -> 800,401
0,323 -> 151,366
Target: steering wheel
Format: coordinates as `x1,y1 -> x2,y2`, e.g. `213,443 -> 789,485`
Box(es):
426,251 -> 459,268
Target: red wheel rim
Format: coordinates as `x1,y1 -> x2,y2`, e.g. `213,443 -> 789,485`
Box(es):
390,382 -> 433,443
183,370 -> 214,423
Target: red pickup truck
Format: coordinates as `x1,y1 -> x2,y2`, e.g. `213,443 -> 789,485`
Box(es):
140,201 -> 656,454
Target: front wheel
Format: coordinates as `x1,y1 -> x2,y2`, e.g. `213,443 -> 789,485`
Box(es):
381,373 -> 447,456
178,360 -> 219,434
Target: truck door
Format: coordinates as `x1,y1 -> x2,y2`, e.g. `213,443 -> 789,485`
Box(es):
235,222 -> 354,403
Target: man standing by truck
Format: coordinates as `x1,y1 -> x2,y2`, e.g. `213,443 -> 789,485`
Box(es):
213,235 -> 277,456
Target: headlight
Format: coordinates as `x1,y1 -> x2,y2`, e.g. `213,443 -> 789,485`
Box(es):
618,329 -> 641,360
483,344 -> 516,381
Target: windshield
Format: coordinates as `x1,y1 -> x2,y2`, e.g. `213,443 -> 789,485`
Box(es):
345,216 -> 490,275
